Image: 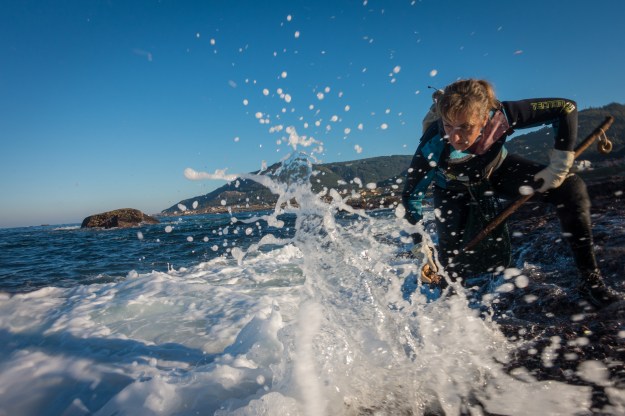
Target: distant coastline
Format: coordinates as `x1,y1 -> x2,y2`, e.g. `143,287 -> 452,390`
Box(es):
157,168 -> 625,220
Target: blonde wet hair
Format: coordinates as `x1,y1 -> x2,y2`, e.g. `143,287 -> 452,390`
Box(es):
436,79 -> 498,124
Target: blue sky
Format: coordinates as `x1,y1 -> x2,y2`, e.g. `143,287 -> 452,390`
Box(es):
2,0 -> 624,228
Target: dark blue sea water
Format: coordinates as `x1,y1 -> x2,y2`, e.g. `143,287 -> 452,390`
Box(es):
0,211 -> 297,293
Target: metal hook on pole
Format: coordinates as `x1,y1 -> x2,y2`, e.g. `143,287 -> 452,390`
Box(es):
597,127 -> 613,154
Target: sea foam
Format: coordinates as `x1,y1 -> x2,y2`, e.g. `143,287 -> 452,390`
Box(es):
0,147 -> 599,415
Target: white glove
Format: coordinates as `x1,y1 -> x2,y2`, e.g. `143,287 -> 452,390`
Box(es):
534,149 -> 575,193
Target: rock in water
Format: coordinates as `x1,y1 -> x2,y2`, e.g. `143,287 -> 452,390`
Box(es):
81,208 -> 159,229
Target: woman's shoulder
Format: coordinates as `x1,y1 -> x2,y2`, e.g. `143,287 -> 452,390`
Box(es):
418,125 -> 446,156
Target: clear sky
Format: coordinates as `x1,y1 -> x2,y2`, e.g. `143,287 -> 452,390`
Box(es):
2,0 -> 624,228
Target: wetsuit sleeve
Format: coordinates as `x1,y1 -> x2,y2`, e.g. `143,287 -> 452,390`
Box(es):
401,126 -> 442,239
501,99 -> 578,151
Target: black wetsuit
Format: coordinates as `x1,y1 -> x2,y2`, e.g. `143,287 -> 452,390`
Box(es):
402,98 -> 597,280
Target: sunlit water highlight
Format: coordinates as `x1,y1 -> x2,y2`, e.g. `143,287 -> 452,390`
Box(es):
1,150 -> 623,415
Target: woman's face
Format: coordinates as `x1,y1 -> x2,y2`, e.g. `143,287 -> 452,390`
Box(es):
443,111 -> 488,151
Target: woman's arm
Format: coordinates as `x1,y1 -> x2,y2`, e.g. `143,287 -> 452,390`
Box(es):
401,130 -> 443,229
502,98 -> 578,192
502,98 -> 578,151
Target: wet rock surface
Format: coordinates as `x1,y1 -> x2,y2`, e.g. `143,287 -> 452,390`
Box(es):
488,176 -> 625,413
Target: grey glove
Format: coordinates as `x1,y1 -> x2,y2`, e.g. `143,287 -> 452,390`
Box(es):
534,149 -> 575,192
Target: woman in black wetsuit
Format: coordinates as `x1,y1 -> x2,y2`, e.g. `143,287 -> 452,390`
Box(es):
401,78 -> 620,308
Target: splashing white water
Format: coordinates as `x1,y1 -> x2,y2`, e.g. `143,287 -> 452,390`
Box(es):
178,132 -> 596,414
0,136 -> 602,414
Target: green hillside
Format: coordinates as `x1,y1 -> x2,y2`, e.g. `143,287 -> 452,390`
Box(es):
161,155 -> 413,215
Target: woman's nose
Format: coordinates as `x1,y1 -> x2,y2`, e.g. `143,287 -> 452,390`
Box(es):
450,131 -> 462,143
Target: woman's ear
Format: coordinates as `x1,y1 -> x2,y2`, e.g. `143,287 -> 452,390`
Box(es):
481,115 -> 489,128
477,116 -> 488,132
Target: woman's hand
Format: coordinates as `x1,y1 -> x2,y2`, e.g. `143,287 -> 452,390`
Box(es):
411,244 -> 437,270
534,149 -> 575,192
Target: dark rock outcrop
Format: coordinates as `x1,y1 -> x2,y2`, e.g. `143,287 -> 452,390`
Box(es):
486,175 -> 625,405
81,208 -> 159,229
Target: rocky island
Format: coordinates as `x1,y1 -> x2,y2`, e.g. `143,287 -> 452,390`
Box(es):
81,208 -> 159,229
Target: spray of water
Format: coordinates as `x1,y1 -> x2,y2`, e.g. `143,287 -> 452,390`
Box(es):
185,128 -> 592,415
0,133 -> 599,414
